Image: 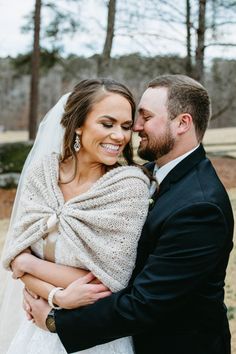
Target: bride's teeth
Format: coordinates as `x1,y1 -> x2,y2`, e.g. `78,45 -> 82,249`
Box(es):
102,144 -> 119,151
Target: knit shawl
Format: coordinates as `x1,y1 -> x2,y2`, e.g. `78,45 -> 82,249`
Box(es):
3,154 -> 150,292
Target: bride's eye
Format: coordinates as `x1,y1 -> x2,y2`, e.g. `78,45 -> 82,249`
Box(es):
122,125 -> 132,131
102,122 -> 113,128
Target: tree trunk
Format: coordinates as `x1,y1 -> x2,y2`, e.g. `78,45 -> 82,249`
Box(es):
186,0 -> 193,76
97,0 -> 116,76
195,0 -> 207,83
28,0 -> 41,140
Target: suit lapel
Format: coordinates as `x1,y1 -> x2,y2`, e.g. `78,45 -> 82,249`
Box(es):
157,144 -> 206,197
144,144 -> 206,204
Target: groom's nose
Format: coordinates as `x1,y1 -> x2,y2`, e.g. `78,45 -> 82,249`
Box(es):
133,115 -> 144,132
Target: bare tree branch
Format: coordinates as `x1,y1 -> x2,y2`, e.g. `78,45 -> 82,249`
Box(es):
206,42 -> 236,47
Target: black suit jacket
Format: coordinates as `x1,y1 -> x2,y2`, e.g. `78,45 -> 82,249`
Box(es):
56,145 -> 234,354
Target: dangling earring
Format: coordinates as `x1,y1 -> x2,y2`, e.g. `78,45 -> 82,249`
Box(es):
74,134 -> 81,152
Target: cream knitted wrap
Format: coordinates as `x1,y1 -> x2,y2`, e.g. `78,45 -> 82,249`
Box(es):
3,154 -> 150,292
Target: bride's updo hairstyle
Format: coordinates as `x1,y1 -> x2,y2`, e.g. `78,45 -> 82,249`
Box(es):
60,78 -> 136,166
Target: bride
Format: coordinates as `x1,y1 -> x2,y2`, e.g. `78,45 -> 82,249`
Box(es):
0,78 -> 150,353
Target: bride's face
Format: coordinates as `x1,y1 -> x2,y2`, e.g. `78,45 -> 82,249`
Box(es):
75,93 -> 133,166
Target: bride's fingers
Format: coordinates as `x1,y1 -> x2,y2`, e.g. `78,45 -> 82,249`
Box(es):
27,312 -> 34,321
23,288 -> 33,303
22,299 -> 34,320
90,283 -> 110,292
79,272 -> 96,284
11,270 -> 21,279
12,272 -> 17,279
25,287 -> 39,299
23,299 -> 31,312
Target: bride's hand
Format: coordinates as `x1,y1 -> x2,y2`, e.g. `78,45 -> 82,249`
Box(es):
11,251 -> 33,279
23,289 -> 33,320
54,272 -> 112,309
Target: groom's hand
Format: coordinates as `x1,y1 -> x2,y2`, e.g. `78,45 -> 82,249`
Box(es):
54,272 -> 112,309
23,288 -> 51,331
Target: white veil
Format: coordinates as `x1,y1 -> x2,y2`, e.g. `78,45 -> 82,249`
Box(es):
0,93 -> 70,353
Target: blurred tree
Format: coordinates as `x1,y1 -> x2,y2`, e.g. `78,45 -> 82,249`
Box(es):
186,0 -> 193,76
17,0 -> 83,73
146,0 -> 207,82
120,0 -> 236,84
208,58 -> 236,124
193,0 -> 236,82
205,0 -> 236,50
195,0 -> 207,83
205,0 -> 236,119
41,1 -> 82,54
97,0 -> 116,76
29,0 -> 41,140
21,0 -> 83,139
11,49 -> 61,76
3,54 -> 236,129
9,0 -> 236,128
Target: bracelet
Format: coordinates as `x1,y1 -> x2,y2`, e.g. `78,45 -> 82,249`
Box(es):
48,287 -> 64,310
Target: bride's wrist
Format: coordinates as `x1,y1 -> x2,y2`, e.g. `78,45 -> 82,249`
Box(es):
53,288 -> 65,307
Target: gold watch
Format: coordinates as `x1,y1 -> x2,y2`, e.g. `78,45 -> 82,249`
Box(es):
46,309 -> 57,333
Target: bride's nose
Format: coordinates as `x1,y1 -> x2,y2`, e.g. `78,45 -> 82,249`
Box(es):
110,131 -> 124,142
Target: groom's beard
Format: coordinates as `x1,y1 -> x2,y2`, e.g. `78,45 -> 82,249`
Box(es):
138,125 -> 175,162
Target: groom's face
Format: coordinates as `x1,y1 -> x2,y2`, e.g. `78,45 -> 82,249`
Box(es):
133,87 -> 175,164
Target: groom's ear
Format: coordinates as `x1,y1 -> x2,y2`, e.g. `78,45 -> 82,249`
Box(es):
176,113 -> 193,135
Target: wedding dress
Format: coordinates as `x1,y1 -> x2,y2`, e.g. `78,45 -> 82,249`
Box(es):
5,235 -> 135,354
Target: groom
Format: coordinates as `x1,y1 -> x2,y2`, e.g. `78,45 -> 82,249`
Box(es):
24,74 -> 234,354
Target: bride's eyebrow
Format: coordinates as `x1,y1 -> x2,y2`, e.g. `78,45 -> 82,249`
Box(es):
98,115 -> 117,121
99,115 -> 133,124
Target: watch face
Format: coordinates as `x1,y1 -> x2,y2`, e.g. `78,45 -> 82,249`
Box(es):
46,311 -> 56,333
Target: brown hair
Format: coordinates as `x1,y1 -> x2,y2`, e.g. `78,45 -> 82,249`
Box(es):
148,74 -> 211,141
60,78 -> 136,165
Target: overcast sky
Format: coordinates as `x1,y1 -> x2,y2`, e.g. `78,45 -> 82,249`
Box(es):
0,0 -> 236,61
0,1 -> 33,57
0,0 -> 153,57
0,0 -> 106,57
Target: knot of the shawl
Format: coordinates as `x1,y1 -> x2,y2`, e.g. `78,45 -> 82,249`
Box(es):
47,213 -> 59,232
44,213 -> 59,233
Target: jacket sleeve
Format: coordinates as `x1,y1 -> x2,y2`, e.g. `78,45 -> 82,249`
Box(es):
55,202 -> 231,353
